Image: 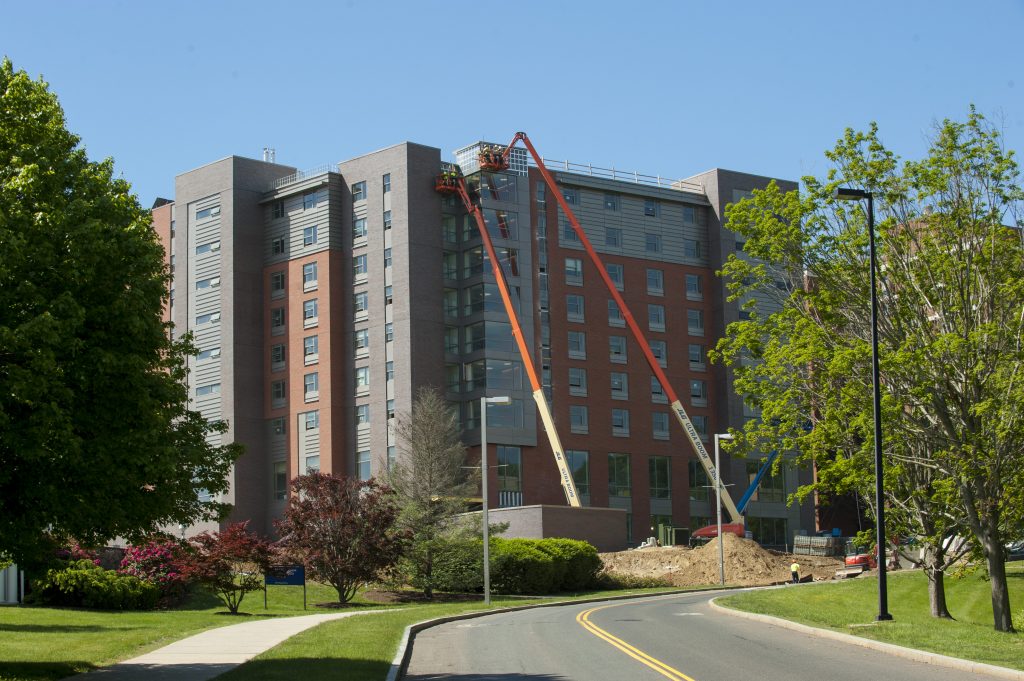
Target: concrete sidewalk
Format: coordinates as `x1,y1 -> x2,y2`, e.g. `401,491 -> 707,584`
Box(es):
68,609 -> 383,681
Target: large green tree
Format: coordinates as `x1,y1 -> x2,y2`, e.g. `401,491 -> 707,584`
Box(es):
0,59 -> 240,565
713,109 -> 1024,632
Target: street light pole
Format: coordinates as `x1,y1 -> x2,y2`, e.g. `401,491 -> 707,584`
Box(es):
834,187 -> 892,621
714,433 -> 734,586
481,395 -> 510,607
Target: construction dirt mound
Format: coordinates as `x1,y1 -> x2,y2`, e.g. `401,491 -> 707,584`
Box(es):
599,533 -> 843,587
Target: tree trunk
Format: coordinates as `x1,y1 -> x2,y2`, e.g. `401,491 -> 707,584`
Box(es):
986,545 -> 1015,633
925,566 -> 953,619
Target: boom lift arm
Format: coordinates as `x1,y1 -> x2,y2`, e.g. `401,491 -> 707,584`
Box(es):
437,164 -> 581,507
497,132 -> 744,523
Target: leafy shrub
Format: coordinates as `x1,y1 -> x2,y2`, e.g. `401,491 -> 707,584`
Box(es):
534,539 -> 601,591
184,522 -> 272,614
490,538 -> 556,595
425,538 -> 483,594
119,537 -> 189,603
594,571 -> 672,590
32,560 -> 159,610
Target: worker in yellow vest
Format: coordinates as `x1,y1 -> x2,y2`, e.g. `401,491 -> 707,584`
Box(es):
791,562 -> 800,584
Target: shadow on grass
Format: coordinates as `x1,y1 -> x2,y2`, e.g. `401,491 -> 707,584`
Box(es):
0,623 -> 137,633
0,660 -> 97,681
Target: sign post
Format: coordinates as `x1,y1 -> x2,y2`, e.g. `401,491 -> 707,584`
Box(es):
264,565 -> 306,610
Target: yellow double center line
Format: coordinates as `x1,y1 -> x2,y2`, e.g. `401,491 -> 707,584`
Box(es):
576,603 -> 698,681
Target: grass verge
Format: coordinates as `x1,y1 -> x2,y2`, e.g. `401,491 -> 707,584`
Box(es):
0,583 -> 398,681
719,566 -> 1024,671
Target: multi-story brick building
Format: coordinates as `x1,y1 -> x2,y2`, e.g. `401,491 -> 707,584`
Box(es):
157,140 -> 815,547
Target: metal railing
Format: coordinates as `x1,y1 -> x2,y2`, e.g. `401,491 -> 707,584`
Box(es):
530,157 -> 704,193
270,163 -> 338,190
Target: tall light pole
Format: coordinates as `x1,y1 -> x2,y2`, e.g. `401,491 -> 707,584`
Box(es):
713,433 -> 734,586
834,187 -> 892,621
480,395 -> 510,606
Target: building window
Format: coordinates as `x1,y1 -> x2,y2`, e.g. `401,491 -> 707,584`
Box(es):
304,410 -> 320,430
497,445 -> 522,504
606,262 -> 624,290
354,291 -> 369,314
303,262 -> 318,289
355,366 -> 370,390
610,372 -> 628,400
270,344 -> 285,368
568,366 -> 587,397
567,330 -> 586,359
610,335 -> 627,363
385,285 -> 393,306
649,456 -> 671,499
387,446 -> 397,470
274,462 -> 287,501
689,460 -> 709,501
611,408 -> 630,436
651,376 -> 667,403
383,173 -> 391,193
354,254 -> 368,276
271,417 -> 286,435
195,240 -> 221,255
565,258 -> 583,286
271,380 -> 285,406
305,455 -> 320,474
653,412 -> 670,440
688,309 -> 704,335
385,322 -> 394,343
195,205 -> 221,220
270,271 -> 285,298
384,248 -> 392,268
304,335 -> 318,360
747,517 -> 789,547
272,201 -> 284,219
736,240 -> 746,252
689,343 -> 706,370
196,383 -> 221,396
303,192 -> 317,210
648,304 -> 665,331
647,268 -> 664,296
608,453 -> 631,497
443,251 -> 458,280
607,299 -> 624,326
304,372 -> 319,400
443,216 -> 457,244
356,404 -> 370,424
561,218 -> 579,243
197,347 -> 221,362
383,210 -> 392,230
271,307 -> 285,332
352,181 -> 366,201
566,294 -> 585,322
691,379 -> 708,406
684,239 -> 702,259
562,187 -> 579,204
353,217 -> 368,239
357,450 -> 371,480
604,193 -> 620,211
387,399 -> 395,420
303,298 -> 318,323
195,276 -> 220,290
566,449 -> 590,496
643,199 -> 659,217
303,225 -> 318,246
645,233 -> 662,253
650,340 -> 667,367
682,205 -> 696,225
385,361 -> 394,381
272,237 -> 286,255
692,414 -> 709,438
536,182 -> 546,203
605,227 -> 622,247
686,274 -> 703,299
354,328 -> 370,351
739,310 -> 752,321
443,289 -> 458,318
196,311 -> 221,325
746,461 -> 786,503
570,404 -> 589,434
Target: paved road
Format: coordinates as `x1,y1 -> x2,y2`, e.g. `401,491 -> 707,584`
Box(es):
404,590 -> 978,681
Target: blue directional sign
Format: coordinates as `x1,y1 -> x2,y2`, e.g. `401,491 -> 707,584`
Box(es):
265,565 -> 305,586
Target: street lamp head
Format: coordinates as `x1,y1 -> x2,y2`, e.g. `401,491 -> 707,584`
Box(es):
834,187 -> 871,201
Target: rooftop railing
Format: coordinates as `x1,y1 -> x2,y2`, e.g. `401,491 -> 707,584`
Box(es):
532,157 -> 704,193
270,163 -> 338,190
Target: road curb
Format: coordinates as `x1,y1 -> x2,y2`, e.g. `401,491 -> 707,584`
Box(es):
708,597 -> 1024,680
385,587 -> 731,681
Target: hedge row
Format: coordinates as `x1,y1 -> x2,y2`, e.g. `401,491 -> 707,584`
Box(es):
429,537 -> 602,595
30,559 -> 160,610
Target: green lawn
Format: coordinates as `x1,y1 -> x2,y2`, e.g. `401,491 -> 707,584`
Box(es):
719,566 -> 1024,671
0,583 -> 395,681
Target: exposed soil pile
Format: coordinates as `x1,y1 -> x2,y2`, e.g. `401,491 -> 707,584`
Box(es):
599,534 -> 843,587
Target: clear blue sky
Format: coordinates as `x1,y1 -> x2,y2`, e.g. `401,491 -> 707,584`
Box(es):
3,0 -> 1022,207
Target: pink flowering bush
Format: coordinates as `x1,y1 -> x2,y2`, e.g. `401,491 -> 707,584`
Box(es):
119,537 -> 189,603
56,540 -> 101,565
